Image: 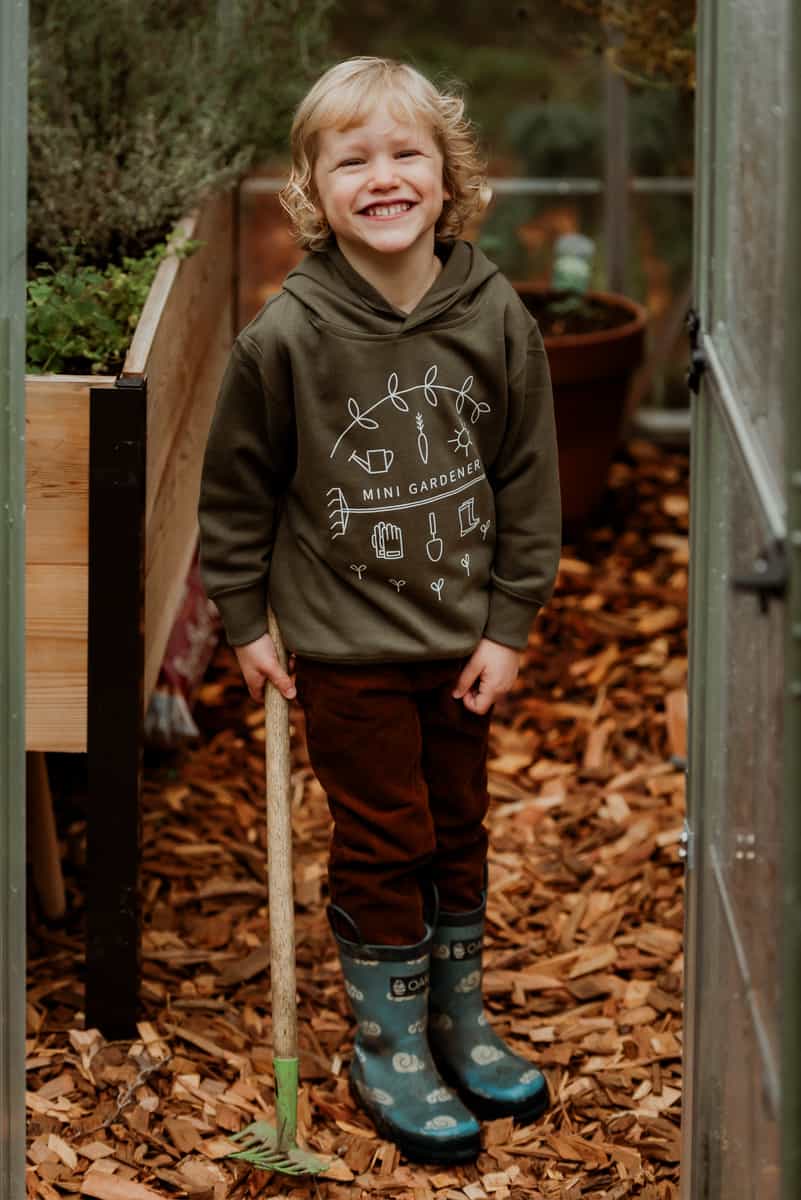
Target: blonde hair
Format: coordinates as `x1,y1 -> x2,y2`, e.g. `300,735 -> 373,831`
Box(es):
280,57 -> 490,252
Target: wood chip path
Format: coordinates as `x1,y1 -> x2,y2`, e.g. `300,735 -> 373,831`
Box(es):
27,440 -> 688,1200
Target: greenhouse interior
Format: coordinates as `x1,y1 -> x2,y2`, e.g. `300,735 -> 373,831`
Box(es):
2,2 -> 800,1200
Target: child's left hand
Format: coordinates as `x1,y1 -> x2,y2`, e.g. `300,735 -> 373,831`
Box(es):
452,638 -> 522,715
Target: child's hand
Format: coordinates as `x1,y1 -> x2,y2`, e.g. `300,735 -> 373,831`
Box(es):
233,633 -> 297,702
452,638 -> 521,715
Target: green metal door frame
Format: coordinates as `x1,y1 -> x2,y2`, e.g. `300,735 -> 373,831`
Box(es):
782,3 -> 801,1192
684,1 -> 801,1197
1,0 -> 28,1198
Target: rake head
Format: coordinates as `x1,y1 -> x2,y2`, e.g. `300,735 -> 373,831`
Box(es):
225,1120 -> 330,1176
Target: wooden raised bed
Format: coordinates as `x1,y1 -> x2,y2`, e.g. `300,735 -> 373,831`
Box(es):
25,188 -> 237,1034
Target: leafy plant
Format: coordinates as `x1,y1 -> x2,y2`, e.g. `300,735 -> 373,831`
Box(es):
26,234 -> 201,376
551,0 -> 696,90
28,0 -> 332,270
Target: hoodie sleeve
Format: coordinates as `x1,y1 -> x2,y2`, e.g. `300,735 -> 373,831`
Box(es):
484,321 -> 561,649
198,332 -> 296,647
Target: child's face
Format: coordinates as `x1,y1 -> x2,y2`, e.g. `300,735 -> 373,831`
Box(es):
312,97 -> 449,264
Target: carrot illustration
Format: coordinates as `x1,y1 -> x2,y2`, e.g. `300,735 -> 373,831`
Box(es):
416,412 -> 429,464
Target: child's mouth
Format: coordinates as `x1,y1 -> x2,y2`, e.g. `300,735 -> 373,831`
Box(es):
360,201 -> 415,220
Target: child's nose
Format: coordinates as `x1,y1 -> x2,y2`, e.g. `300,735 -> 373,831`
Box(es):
368,156 -> 400,187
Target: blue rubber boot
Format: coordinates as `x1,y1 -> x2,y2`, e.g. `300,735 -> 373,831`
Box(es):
428,898 -> 549,1122
329,906 -> 481,1165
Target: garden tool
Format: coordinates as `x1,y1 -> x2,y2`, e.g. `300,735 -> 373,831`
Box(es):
329,903 -> 481,1165
226,608 -> 328,1177
428,895 -> 550,1122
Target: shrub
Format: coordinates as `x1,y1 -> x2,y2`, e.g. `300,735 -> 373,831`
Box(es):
28,0 -> 332,271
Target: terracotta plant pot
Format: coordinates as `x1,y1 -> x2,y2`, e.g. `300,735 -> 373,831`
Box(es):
515,285 -> 648,530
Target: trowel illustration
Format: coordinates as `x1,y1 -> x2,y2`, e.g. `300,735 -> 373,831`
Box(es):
349,447 -> 394,475
425,512 -> 444,562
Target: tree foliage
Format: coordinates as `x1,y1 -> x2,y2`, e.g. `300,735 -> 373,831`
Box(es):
551,0 -> 696,90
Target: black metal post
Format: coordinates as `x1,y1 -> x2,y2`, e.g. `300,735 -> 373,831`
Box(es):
86,376 -> 146,1037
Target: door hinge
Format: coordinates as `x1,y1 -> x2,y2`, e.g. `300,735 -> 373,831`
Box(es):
685,307 -> 707,395
731,538 -> 788,613
678,819 -> 694,870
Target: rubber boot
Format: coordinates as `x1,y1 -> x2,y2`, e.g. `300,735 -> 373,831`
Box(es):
329,905 -> 481,1165
428,898 -> 549,1122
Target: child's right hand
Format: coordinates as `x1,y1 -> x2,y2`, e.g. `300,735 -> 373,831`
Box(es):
233,633 -> 297,702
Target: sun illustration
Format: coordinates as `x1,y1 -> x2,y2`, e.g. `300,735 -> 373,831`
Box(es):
448,422 -> 473,457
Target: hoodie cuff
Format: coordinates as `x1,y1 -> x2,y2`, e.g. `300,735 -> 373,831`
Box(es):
212,584 -> 268,648
484,588 -> 542,650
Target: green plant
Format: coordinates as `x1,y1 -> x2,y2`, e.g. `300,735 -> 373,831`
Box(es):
551,0 -> 696,90
26,233 -> 201,375
28,0 -> 332,271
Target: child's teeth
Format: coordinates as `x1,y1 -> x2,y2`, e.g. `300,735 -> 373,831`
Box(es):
366,202 -> 411,216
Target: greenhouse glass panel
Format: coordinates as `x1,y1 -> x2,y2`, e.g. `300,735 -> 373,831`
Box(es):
710,0 -> 789,491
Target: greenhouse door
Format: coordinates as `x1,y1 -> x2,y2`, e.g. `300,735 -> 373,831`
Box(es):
681,2 -> 801,1199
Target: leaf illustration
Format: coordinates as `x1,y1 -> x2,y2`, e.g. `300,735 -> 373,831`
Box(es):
347,395 -> 379,430
454,375 -> 474,415
423,364 -> 439,407
470,401 -> 491,424
387,372 -> 409,412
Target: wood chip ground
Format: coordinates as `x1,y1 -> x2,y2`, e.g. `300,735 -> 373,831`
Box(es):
27,440 -> 688,1200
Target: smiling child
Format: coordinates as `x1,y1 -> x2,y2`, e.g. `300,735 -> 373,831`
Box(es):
198,57 -> 561,1164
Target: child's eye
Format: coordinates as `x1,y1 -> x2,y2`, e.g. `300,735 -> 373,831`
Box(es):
338,158 -> 364,168
396,149 -> 420,158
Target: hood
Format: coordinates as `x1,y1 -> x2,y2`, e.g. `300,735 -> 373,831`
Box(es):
281,238 -> 499,336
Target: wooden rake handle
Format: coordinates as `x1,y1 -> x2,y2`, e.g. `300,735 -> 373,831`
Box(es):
265,607 -> 298,1062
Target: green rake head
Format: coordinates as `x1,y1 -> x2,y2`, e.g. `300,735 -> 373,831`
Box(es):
226,1120 -> 330,1177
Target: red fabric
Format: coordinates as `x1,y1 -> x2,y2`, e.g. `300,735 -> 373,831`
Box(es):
295,655 -> 492,945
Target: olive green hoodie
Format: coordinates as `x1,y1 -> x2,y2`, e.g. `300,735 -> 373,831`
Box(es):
198,239 -> 561,660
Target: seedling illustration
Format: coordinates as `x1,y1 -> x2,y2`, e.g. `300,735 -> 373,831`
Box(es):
461,553 -> 471,575
350,563 -> 367,581
431,578 -> 445,601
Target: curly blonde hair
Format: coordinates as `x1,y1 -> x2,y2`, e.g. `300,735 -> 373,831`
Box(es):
279,57 -> 489,252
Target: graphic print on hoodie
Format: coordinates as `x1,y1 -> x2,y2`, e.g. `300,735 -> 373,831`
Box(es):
198,239 -> 562,662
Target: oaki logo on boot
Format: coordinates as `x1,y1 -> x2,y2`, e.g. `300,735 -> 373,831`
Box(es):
450,938 -> 481,961
389,969 -> 429,1000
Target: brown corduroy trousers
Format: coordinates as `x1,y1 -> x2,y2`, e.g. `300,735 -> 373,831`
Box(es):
294,655 -> 493,945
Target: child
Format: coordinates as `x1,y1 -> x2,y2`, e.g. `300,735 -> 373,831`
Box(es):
198,57 -> 561,1165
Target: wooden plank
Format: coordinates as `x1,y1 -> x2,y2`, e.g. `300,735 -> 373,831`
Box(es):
25,379 -> 108,564
143,307 -> 231,701
24,378 -> 111,750
25,564 -> 87,751
130,190 -> 234,702
24,190 -> 233,742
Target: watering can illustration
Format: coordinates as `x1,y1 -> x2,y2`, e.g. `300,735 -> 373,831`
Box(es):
349,447 -> 394,475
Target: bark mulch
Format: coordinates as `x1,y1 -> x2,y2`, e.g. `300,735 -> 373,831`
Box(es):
26,439 -> 688,1200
